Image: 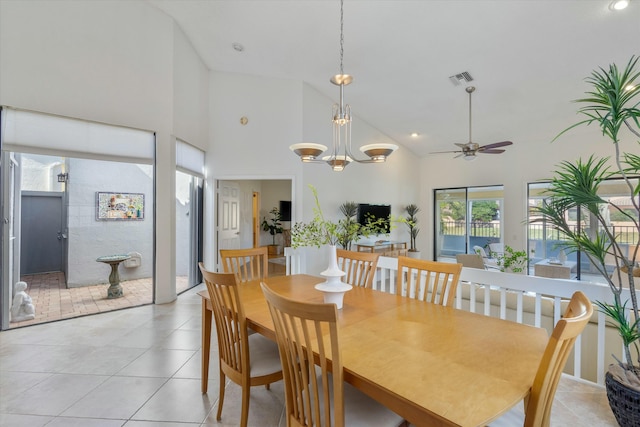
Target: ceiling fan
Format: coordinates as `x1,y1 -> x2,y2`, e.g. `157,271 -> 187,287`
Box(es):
431,86 -> 513,160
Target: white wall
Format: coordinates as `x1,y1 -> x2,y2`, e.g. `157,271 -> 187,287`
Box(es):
203,71 -> 421,273
419,123 -> 623,260
299,85 -> 421,274
205,71 -> 303,268
0,0 -> 210,303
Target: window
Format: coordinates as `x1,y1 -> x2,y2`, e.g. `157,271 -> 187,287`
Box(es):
527,178 -> 639,282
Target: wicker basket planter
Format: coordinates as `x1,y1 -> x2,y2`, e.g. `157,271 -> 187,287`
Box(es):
606,371 -> 640,426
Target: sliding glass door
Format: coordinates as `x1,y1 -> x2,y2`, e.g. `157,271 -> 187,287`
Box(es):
435,186 -> 504,261
175,139 -> 204,294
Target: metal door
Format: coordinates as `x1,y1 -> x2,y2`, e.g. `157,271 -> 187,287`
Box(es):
20,192 -> 65,274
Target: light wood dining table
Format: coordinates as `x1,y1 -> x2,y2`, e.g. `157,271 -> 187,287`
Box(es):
199,274 -> 548,427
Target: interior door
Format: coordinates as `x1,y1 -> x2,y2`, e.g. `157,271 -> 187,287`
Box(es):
20,191 -> 65,274
217,181 -> 241,268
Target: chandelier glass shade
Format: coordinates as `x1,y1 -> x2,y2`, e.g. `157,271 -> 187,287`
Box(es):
289,0 -> 398,171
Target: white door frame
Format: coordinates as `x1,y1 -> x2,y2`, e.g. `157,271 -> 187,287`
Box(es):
210,175 -> 296,272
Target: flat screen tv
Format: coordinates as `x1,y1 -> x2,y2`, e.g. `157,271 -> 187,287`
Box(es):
357,204 -> 391,233
279,200 -> 292,221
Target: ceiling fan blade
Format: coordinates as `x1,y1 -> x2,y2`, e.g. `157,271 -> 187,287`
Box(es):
478,149 -> 506,154
454,153 -> 465,159
479,141 -> 513,150
454,143 -> 468,149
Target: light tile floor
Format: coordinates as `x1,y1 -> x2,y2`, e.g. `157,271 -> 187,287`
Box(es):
1,284 -> 618,426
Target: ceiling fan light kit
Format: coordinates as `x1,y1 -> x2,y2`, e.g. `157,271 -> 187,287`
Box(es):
430,85 -> 513,160
289,0 -> 397,171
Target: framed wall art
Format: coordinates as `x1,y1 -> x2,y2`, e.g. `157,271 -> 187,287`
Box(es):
96,192 -> 145,220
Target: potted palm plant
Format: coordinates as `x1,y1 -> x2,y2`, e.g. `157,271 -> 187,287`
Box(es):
338,201 -> 359,250
531,56 -> 640,424
404,204 -> 421,258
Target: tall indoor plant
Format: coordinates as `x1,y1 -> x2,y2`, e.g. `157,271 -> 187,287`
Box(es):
404,204 -> 421,258
338,201 -> 360,250
531,56 -> 640,423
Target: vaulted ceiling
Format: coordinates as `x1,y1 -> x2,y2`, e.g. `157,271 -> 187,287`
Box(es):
148,0 -> 639,158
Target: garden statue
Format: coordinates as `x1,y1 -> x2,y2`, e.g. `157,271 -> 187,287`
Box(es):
10,281 -> 35,322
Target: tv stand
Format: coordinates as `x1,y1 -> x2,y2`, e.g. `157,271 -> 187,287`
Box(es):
354,241 -> 407,257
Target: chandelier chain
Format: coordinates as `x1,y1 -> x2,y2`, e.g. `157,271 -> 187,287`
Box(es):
339,0 -> 344,75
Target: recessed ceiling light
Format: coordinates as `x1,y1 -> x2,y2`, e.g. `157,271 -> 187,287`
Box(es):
232,42 -> 244,52
410,132 -> 419,138
610,0 -> 629,10
625,84 -> 637,92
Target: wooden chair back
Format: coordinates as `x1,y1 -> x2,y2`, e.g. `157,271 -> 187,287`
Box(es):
220,247 -> 269,282
455,254 -> 486,270
524,291 -> 593,427
336,249 -> 380,288
396,256 -> 462,307
261,282 -> 344,427
199,264 -> 250,383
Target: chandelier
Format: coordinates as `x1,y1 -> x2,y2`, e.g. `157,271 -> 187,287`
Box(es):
289,0 -> 398,172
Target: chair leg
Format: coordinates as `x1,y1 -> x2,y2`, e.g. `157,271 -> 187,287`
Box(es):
265,383 -> 270,390
240,383 -> 250,427
217,371 -> 225,420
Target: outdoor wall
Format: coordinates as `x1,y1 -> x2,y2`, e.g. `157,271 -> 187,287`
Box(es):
20,155 -> 64,192
66,159 -> 154,287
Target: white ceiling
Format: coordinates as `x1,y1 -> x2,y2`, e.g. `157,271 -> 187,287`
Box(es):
148,0 -> 639,158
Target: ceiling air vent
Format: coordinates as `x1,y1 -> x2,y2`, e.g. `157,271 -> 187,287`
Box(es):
449,71 -> 474,86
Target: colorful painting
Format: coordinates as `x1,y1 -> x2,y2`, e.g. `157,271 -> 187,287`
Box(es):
96,192 -> 144,220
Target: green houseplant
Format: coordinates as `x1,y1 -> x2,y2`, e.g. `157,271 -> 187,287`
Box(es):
261,207 -> 283,248
531,56 -> 640,424
291,186 -> 388,250
337,201 -> 360,250
404,204 -> 420,256
490,245 -> 530,274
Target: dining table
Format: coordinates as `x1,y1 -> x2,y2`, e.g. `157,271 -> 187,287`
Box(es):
199,274 -> 548,427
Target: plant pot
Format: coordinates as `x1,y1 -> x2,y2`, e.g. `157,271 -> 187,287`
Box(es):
267,245 -> 278,255
407,250 -> 421,259
605,371 -> 640,426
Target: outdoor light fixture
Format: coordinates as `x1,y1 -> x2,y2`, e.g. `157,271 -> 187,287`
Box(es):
289,0 -> 397,171
57,172 -> 68,183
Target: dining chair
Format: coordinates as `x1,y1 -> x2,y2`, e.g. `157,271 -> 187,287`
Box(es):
219,247 -> 269,282
284,246 -> 307,275
455,253 -> 486,270
396,256 -> 462,307
260,282 -> 404,427
336,249 -> 380,288
489,291 -> 593,427
198,263 -> 283,427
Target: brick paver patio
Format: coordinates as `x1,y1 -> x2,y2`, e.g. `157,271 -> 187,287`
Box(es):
9,272 -> 190,329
